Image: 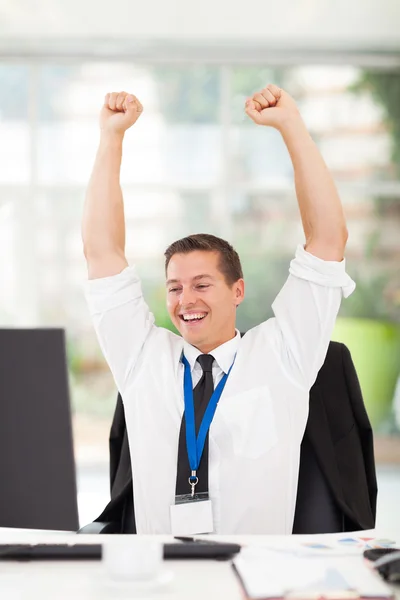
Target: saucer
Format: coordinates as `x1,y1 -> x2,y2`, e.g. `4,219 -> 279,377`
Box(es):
100,568 -> 174,596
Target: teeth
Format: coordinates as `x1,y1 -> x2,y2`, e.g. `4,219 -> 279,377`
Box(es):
182,313 -> 206,321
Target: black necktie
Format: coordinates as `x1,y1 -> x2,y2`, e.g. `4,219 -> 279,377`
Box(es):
175,354 -> 215,496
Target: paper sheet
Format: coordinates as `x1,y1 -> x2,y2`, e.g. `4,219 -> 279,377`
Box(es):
233,548 -> 393,599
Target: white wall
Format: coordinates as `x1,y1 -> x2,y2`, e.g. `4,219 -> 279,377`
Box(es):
1,0 -> 399,46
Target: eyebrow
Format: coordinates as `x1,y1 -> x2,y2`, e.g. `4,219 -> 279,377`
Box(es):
166,274 -> 215,286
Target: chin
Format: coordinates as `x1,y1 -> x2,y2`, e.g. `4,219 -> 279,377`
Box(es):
183,330 -> 206,346
183,330 -> 201,342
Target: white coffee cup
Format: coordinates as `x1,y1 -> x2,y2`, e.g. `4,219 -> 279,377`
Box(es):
102,537 -> 163,581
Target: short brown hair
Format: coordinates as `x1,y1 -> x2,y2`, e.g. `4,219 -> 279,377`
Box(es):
164,233 -> 243,286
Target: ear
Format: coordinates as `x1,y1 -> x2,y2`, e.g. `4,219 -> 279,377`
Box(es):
234,279 -> 245,306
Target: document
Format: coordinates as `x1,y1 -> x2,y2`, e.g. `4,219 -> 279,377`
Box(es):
232,548 -> 394,599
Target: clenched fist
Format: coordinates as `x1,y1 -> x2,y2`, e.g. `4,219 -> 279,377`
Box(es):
100,91 -> 143,135
245,84 -> 301,130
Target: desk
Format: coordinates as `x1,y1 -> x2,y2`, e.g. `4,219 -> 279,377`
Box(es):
0,528 -> 398,600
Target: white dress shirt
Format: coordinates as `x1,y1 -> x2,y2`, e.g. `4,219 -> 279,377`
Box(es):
84,244 -> 355,534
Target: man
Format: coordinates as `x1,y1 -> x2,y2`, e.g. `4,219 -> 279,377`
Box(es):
82,84 -> 355,534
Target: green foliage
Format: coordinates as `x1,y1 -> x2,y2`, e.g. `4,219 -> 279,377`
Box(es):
150,65 -> 285,125
231,67 -> 284,97
66,334 -> 85,377
347,70 -> 400,321
150,66 -> 220,123
142,280 -> 179,334
339,271 -> 395,321
236,252 -> 289,331
69,372 -> 117,418
339,230 -> 400,323
350,69 -> 400,177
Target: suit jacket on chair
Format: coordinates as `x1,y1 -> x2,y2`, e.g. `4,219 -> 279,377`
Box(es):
94,341 -> 377,533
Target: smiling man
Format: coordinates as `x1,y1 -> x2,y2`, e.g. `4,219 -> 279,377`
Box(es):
82,85 -> 355,534
165,241 -> 244,354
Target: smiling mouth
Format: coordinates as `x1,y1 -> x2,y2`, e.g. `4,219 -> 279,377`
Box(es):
179,314 -> 208,324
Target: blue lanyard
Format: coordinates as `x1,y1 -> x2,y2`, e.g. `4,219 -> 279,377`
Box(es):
182,355 -> 235,482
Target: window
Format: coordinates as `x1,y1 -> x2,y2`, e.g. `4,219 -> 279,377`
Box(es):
1,59 -> 399,526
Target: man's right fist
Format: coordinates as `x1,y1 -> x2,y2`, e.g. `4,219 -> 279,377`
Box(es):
100,91 -> 143,135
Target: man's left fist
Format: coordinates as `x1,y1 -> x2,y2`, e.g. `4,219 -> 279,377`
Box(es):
245,84 -> 300,130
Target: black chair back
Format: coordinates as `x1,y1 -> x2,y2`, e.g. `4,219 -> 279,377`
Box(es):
293,434 -> 344,533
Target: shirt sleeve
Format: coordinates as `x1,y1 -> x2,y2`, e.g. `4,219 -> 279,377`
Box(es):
84,266 -> 155,394
270,244 -> 356,391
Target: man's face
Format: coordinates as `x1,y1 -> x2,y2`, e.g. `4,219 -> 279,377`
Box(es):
166,251 -> 245,352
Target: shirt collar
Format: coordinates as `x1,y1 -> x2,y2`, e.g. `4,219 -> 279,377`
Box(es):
182,330 -> 241,374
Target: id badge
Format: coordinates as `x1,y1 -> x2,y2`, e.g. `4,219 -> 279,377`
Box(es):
170,491 -> 214,535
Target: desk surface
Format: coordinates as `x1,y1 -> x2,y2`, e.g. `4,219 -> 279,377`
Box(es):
0,528 -> 398,600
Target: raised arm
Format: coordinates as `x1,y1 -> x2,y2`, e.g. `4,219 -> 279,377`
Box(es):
245,84 -> 348,261
82,93 -> 155,393
82,91 -> 143,279
245,84 -> 354,390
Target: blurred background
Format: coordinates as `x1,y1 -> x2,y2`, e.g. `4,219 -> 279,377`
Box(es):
1,0 -> 399,533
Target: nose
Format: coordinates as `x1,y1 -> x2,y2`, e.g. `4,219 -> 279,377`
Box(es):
179,286 -> 197,307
